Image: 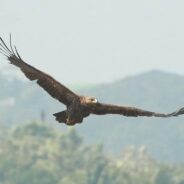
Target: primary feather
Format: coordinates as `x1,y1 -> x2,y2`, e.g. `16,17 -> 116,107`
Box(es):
0,36 -> 77,106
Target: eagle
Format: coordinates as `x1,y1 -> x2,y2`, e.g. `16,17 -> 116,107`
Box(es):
0,36 -> 184,126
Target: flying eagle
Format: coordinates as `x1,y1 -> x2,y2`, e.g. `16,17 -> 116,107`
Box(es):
0,36 -> 184,126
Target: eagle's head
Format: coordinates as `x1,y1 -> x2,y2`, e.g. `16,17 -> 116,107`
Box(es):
84,96 -> 98,104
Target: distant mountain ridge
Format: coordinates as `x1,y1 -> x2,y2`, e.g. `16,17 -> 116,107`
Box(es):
0,70 -> 184,163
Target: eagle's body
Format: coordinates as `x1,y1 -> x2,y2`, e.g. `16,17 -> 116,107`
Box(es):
1,36 -> 184,126
54,96 -> 98,125
55,97 -> 90,125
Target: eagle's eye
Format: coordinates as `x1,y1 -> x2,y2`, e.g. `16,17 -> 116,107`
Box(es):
90,98 -> 98,103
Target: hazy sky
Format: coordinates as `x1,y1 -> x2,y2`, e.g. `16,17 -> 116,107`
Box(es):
0,0 -> 184,84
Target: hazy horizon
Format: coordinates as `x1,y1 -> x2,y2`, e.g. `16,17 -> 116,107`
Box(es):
1,0 -> 184,84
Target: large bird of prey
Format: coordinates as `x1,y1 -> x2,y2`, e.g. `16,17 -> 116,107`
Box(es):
0,36 -> 184,126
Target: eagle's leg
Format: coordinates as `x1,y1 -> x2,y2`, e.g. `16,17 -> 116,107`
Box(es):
66,117 -> 78,126
66,114 -> 83,125
53,111 -> 67,124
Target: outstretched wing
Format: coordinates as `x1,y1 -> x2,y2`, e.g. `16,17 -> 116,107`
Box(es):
0,36 -> 78,106
90,103 -> 184,117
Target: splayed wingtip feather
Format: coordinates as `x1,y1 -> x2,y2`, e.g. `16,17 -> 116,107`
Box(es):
9,34 -> 16,55
0,37 -> 11,54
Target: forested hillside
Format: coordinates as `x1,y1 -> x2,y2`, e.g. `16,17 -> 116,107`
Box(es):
0,70 -> 184,162
0,122 -> 184,184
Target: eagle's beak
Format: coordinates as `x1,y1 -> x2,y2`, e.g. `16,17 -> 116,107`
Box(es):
94,99 -> 98,103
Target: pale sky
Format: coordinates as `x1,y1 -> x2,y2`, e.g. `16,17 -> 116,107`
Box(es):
0,0 -> 184,85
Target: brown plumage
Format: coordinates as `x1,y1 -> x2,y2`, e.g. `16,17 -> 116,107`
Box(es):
1,36 -> 184,126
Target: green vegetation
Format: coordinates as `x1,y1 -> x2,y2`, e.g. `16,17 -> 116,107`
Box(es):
0,122 -> 183,184
1,70 -> 184,162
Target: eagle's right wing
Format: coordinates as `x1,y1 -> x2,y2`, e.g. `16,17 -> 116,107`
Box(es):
90,103 -> 184,117
0,36 -> 78,106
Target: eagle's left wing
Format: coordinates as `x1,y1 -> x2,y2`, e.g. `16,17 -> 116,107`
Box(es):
90,103 -> 184,117
0,36 -> 78,106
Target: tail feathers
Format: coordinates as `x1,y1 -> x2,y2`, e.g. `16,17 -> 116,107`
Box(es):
53,111 -> 67,123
